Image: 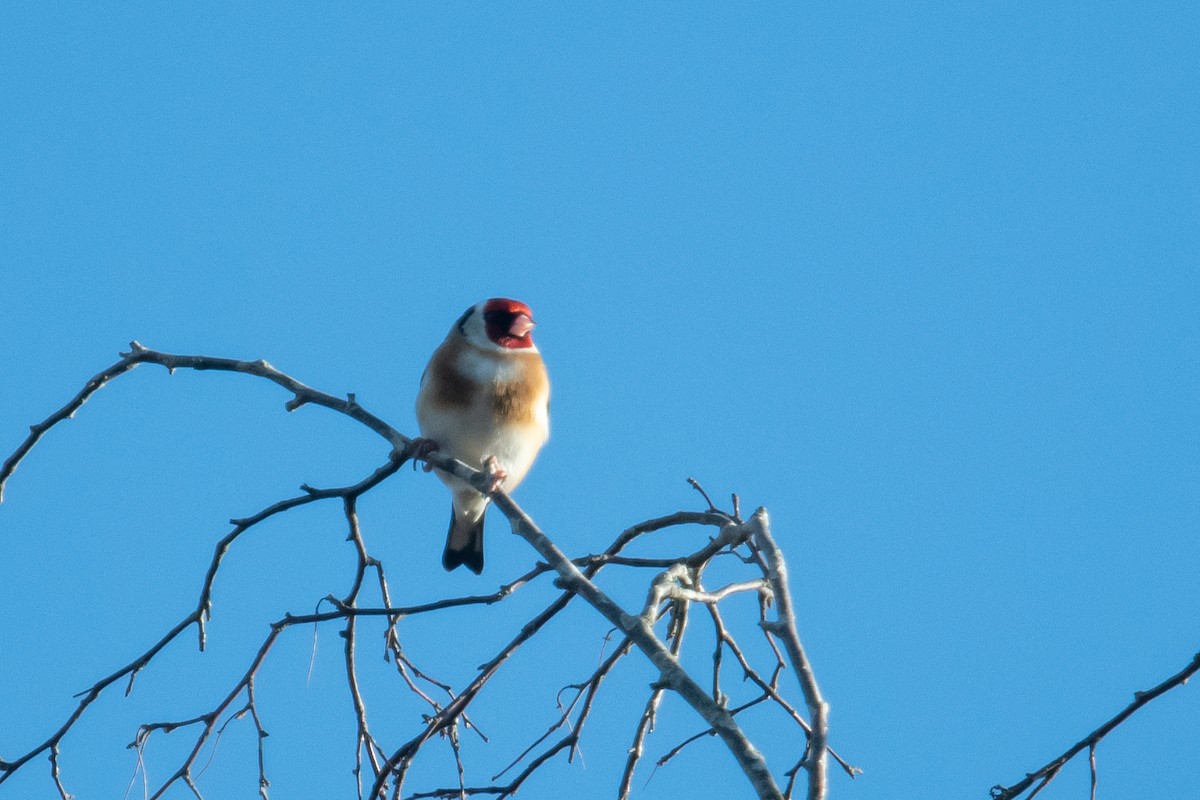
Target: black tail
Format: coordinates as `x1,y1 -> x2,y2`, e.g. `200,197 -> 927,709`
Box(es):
442,505 -> 485,574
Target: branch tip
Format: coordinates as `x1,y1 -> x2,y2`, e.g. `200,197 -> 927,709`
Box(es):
686,477 -> 719,512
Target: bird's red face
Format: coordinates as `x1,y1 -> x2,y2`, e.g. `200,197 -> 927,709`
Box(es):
482,298 -> 536,349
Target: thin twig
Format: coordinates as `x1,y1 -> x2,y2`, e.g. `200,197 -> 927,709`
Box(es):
1088,743 -> 1097,800
991,650 -> 1200,800
619,592 -> 691,799
49,744 -> 71,800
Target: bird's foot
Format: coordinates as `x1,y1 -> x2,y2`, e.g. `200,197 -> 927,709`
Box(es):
480,456 -> 508,493
406,437 -> 440,472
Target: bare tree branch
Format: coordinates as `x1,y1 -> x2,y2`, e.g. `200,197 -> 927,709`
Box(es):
748,509 -> 830,800
991,650 -> 1200,800
469,494 -> 789,800
1,343 -> 840,800
11,342 -> 1189,799
619,592 -> 691,800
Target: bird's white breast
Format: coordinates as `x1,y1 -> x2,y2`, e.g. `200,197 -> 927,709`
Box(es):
456,345 -> 531,385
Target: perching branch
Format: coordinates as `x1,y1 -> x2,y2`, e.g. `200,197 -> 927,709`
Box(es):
1,343 -> 847,800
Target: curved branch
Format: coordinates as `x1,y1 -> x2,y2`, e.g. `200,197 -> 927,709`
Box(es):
1,354 -> 142,503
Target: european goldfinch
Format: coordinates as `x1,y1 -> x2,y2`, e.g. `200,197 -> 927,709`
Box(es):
415,298 -> 550,574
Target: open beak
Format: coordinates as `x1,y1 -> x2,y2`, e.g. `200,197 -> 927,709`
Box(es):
510,314 -> 535,338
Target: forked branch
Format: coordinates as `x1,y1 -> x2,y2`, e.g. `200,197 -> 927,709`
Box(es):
1,343 -> 845,800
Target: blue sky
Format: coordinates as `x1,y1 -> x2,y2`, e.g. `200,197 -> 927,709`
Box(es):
2,3 -> 1198,799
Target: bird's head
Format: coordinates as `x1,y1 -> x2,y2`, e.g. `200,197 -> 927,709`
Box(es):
457,298 -> 537,351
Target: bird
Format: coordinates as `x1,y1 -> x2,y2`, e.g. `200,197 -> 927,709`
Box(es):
414,298 -> 550,574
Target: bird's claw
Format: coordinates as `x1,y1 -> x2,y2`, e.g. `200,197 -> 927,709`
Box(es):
407,437 -> 440,472
481,456 -> 508,493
